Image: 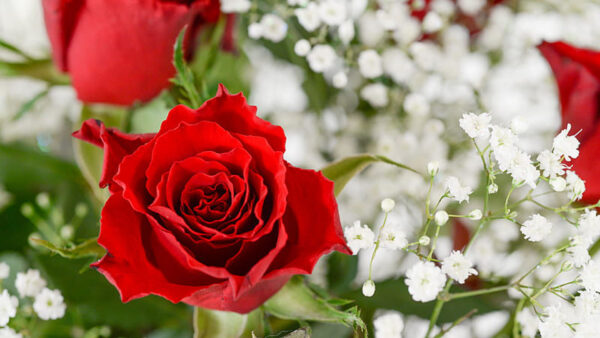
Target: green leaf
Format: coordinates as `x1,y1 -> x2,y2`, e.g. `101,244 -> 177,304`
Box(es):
0,38 -> 33,60
13,88 -> 50,121
29,237 -> 105,259
263,276 -> 365,332
321,154 -> 422,196
171,27 -> 202,108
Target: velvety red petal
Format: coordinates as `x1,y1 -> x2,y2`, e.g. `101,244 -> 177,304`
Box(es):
92,193 -> 222,303
571,129 -> 600,204
157,85 -> 286,152
538,41 -> 600,141
267,165 -> 351,277
72,119 -> 154,191
182,274 -> 291,313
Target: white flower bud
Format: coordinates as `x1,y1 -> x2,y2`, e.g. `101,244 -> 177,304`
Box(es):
36,193 -> 50,208
487,183 -> 498,194
468,209 -> 482,220
362,280 -> 375,297
60,225 -> 74,240
419,236 -> 431,246
549,177 -> 567,192
435,210 -> 449,226
427,161 -> 440,176
381,198 -> 396,213
248,22 -> 263,39
294,39 -> 311,56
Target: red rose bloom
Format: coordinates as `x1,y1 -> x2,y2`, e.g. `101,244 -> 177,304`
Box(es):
73,85 -> 350,313
42,0 -> 220,106
538,41 -> 600,204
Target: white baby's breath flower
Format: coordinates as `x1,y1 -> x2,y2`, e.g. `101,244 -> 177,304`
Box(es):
380,229 -> 408,250
568,236 -> 591,268
0,290 -> 18,326
306,44 -> 336,73
15,269 -> 46,298
294,39 -> 311,56
538,305 -> 572,338
442,251 -> 477,284
520,214 -> 552,242
358,50 -> 383,79
338,20 -> 355,44
427,161 -> 439,177
318,0 -> 346,26
419,236 -> 431,246
332,71 -> 348,88
374,312 -> 404,338
405,261 -> 447,302
459,113 -> 491,140
260,14 -> 287,42
579,210 -> 600,240
220,0 -> 251,13
574,290 -> 600,318
434,210 -> 449,226
487,183 -> 498,194
362,280 -> 375,297
566,171 -> 586,201
403,93 -> 430,116
510,116 -> 528,135
360,83 -> 388,107
33,288 -> 66,320
0,262 -> 9,280
553,124 -> 580,161
581,260 -> 600,292
0,327 -> 22,338
457,0 -> 486,15
344,221 -> 375,254
516,308 -> 538,338
248,22 -> 263,39
422,11 -> 443,33
549,177 -> 566,192
295,2 -> 321,32
445,176 -> 472,203
382,48 -> 415,84
537,150 -> 564,178
490,126 -> 517,150
507,150 -> 540,188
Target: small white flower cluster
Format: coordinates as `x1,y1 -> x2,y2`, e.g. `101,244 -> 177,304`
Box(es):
0,265 -> 66,334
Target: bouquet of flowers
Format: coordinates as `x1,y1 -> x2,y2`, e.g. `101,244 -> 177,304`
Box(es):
1,0 -> 600,337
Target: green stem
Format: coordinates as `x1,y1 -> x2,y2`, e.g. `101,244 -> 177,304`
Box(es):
368,212 -> 389,281
446,285 -> 511,300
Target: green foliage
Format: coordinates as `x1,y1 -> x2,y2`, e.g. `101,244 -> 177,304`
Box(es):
29,237 -> 105,259
321,154 -> 423,196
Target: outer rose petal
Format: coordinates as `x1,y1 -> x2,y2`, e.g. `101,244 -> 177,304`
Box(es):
571,129 -> 600,205
158,85 -> 286,152
43,0 -> 220,105
267,165 -> 351,276
538,41 -> 600,141
92,193 -> 222,303
72,119 -> 154,191
182,274 -> 291,313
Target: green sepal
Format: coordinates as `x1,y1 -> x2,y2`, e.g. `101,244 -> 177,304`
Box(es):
29,236 -> 105,259
194,307 -> 264,338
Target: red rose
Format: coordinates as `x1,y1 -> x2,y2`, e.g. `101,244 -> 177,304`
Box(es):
73,85 -> 350,313
43,0 -> 220,106
538,41 -> 600,204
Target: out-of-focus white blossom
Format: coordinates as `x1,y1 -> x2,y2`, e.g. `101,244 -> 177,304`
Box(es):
295,3 -> 322,32
360,83 -> 388,107
374,312 -> 404,338
581,260 -> 600,292
248,23 -> 263,39
220,0 -> 251,13
358,50 -> 383,79
403,93 -> 430,116
294,39 -> 311,56
0,327 -> 21,338
0,262 -> 9,280
306,44 -> 337,73
260,14 -> 288,42
338,20 -> 355,44
381,198 -> 395,212
362,279 -> 375,297
318,0 -> 347,26
332,71 -> 348,88
457,0 -> 486,15
517,308 -> 538,337
423,11 -> 444,33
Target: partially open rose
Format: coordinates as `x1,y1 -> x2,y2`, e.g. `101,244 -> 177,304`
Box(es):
74,85 -> 350,313
538,41 -> 600,204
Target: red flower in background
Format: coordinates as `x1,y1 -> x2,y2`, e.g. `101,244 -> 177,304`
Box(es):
538,41 -> 600,205
42,0 -> 220,106
73,85 -> 350,313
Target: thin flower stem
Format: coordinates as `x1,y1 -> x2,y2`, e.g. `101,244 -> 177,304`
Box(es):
428,225 -> 442,260
512,297 -> 526,337
368,212 -> 389,281
446,285 -> 511,300
433,309 -> 478,338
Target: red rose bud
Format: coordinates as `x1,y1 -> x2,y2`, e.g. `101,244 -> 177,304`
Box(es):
73,85 -> 351,313
538,41 -> 600,205
42,0 -> 220,106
